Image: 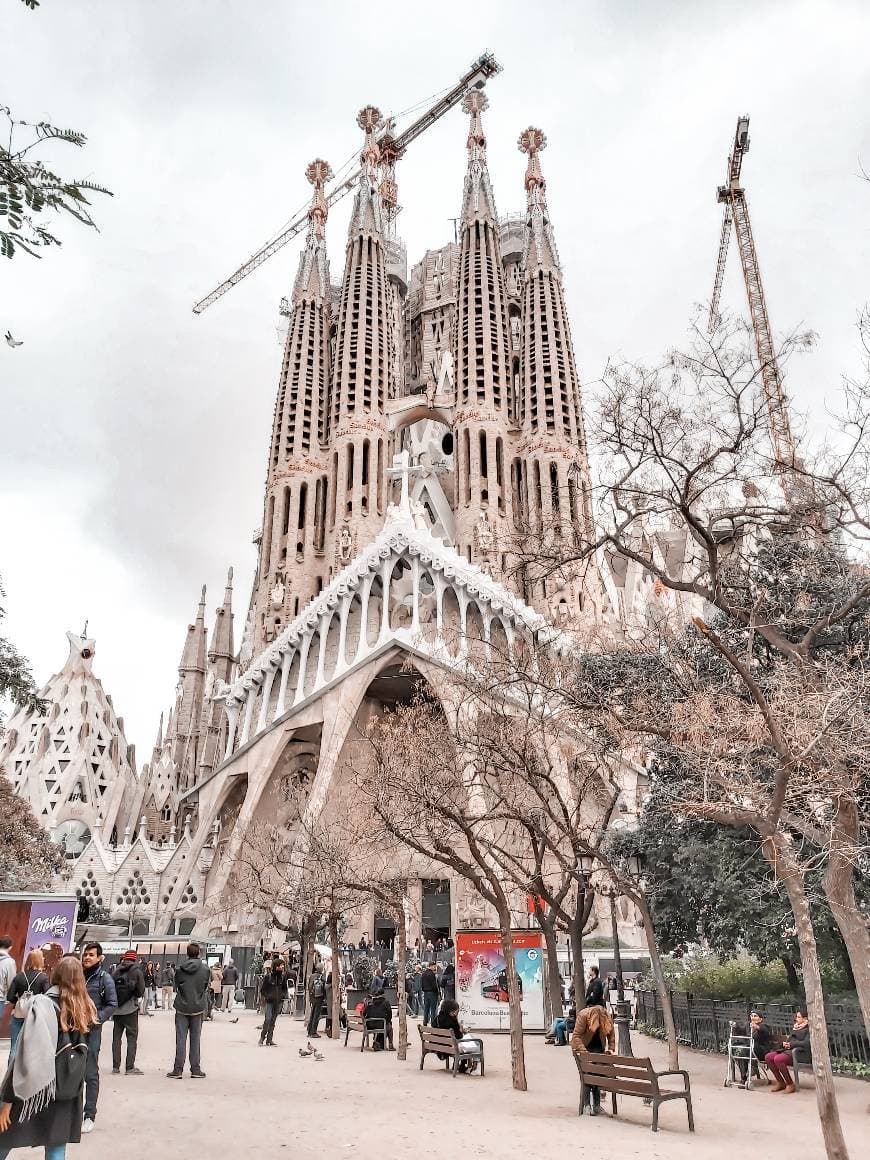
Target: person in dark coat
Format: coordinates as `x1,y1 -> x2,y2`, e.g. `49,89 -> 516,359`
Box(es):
80,942 -> 117,1132
258,961 -> 288,1046
167,942 -> 210,1079
432,998 -> 478,1072
584,965 -> 604,1008
765,1010 -> 811,1092
110,951 -> 145,1075
440,962 -> 456,1001
5,949 -> 50,1062
0,956 -> 96,1160
420,963 -> 439,1026
362,992 -> 394,1051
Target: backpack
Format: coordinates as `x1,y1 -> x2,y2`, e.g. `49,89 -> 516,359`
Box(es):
113,967 -> 137,1009
55,1029 -> 88,1100
13,971 -> 44,1019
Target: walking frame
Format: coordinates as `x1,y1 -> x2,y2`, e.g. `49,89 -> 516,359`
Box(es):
724,1023 -> 769,1090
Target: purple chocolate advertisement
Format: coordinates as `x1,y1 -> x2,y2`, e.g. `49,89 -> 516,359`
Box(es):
27,899 -> 78,959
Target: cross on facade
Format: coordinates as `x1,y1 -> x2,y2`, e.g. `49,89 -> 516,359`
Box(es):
386,449 -> 423,515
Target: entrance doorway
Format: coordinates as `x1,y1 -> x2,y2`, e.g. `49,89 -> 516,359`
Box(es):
421,878 -> 451,944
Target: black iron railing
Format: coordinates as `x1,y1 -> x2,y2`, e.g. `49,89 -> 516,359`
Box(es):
635,989 -> 868,1064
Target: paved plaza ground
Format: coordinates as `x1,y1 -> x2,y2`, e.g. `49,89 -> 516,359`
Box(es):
76,1010 -> 867,1159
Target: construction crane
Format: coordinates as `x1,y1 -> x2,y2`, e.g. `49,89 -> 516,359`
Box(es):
707,116 -> 797,477
192,52 -> 501,315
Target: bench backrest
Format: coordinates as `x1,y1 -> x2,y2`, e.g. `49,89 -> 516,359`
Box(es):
418,1025 -> 458,1053
575,1052 -> 658,1096
347,1013 -> 366,1031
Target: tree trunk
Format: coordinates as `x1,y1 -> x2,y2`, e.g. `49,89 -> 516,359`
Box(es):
328,912 -> 341,1041
568,911 -> 585,1012
301,914 -> 317,1022
496,900 -> 528,1091
781,954 -> 801,996
823,804 -> 870,1040
395,908 -> 408,1061
637,893 -> 678,1068
765,836 -> 850,1160
536,909 -> 563,1026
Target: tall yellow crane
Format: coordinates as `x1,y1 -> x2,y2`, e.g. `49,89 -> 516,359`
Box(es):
192,53 -> 501,315
708,116 -> 797,477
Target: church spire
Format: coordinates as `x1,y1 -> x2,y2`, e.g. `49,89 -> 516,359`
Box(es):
179,586 -> 208,674
208,566 -> 235,671
460,91 -> 498,226
516,126 -> 594,553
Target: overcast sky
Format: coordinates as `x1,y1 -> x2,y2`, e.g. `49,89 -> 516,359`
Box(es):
2,0 -> 869,759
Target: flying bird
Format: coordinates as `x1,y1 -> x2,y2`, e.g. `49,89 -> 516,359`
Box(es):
5,331 -> 23,348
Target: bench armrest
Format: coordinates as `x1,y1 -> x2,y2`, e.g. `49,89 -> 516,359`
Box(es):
655,1069 -> 690,1089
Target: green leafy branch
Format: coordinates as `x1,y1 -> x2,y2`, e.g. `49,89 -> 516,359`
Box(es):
1,105 -> 112,259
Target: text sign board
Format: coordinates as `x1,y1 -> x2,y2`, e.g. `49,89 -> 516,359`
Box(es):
455,929 -> 545,1032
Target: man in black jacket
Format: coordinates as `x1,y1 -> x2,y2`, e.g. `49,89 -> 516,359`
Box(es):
420,963 -> 439,1026
584,966 -> 604,1008
167,942 -> 210,1079
111,951 -> 145,1076
80,941 -> 117,1133
259,960 -> 288,1046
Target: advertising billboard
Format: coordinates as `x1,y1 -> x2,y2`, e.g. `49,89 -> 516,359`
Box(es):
0,893 -> 78,1038
455,929 -> 546,1032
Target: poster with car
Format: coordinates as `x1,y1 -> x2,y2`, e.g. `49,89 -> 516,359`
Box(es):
455,929 -> 545,1031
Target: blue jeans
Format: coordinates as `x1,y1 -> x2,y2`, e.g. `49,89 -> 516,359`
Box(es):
84,1024 -> 103,1119
0,1149 -> 65,1160
7,1016 -> 24,1062
422,992 -> 438,1025
552,1017 -> 569,1045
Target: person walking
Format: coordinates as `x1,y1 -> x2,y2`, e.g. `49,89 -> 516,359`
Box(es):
440,962 -> 456,1001
5,950 -> 50,1062
220,961 -> 239,1014
407,964 -> 422,1017
306,966 -> 325,1038
147,963 -> 159,1012
584,965 -> 604,1008
160,963 -> 175,1010
258,960 -> 287,1047
420,963 -> 439,1026
571,1000 -> 616,1115
139,962 -> 154,1018
0,938 -> 16,1010
206,963 -> 222,1021
80,942 -> 117,1134
167,942 -> 210,1079
0,955 -> 95,1160
111,951 -> 145,1076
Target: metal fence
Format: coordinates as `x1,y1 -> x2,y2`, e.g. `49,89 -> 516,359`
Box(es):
635,990 -> 869,1064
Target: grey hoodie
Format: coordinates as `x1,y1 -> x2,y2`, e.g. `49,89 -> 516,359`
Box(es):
173,957 -> 210,1015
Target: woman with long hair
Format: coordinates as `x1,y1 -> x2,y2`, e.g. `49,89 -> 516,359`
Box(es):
0,956 -> 97,1159
5,950 -> 50,1063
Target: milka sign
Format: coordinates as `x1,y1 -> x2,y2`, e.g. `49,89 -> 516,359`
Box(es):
27,901 -> 77,952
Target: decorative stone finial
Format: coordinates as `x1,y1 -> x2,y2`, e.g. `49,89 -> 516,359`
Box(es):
305,159 -> 333,239
518,127 -> 547,209
357,106 -> 383,181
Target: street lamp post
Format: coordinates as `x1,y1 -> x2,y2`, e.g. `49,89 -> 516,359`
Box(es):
596,878 -> 633,1056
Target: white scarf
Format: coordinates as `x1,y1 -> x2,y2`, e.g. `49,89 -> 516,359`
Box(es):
3,991 -> 59,1121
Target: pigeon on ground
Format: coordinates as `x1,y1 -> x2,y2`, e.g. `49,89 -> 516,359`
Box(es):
313,1052 -> 324,1061
5,331 -> 23,348
306,1041 -> 314,1053
298,1047 -> 313,1058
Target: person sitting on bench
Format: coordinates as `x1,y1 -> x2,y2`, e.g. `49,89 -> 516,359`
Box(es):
545,1004 -> 576,1046
362,990 -> 394,1051
571,1000 -> 616,1115
765,1010 -> 810,1093
735,1010 -> 773,1083
433,999 -> 480,1073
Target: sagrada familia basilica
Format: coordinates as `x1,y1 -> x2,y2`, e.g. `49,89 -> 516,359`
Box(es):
2,72 -> 677,944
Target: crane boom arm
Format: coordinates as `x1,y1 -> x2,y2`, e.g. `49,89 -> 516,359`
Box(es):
707,202 -> 732,333
192,53 -> 500,315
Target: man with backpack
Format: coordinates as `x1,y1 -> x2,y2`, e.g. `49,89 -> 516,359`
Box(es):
81,941 -> 118,1133
307,964 -> 326,1037
111,950 -> 146,1076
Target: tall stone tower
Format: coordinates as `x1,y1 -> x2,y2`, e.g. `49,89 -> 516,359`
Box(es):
452,91 -> 516,571
0,630 -> 137,855
326,107 -> 393,574
515,127 -> 596,619
254,161 -> 334,650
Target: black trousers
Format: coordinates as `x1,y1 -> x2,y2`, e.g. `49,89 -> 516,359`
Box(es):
260,1001 -> 279,1044
307,997 -> 324,1035
84,1024 -> 103,1119
112,1011 -> 139,1071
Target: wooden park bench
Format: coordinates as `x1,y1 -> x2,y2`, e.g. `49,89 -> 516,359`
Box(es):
574,1052 -> 694,1132
343,1011 -> 386,1052
418,1024 -> 485,1076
